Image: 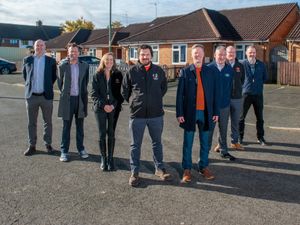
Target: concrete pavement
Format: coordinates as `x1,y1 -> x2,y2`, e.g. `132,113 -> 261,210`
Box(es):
0,75 -> 300,225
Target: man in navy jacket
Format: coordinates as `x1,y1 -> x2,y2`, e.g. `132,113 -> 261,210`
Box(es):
176,44 -> 220,182
239,46 -> 268,145
23,39 -> 57,156
208,46 -> 236,161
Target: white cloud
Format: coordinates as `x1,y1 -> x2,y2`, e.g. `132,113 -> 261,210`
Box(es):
0,0 -> 298,28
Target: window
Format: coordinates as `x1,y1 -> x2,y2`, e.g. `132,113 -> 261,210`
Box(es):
172,44 -> 187,64
129,47 -> 138,60
151,45 -> 159,64
235,44 -> 252,61
9,39 -> 18,45
88,48 -> 96,56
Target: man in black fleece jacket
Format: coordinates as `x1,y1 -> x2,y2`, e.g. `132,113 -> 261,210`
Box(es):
122,44 -> 172,187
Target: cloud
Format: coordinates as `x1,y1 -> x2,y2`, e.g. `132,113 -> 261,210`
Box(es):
0,0 -> 298,28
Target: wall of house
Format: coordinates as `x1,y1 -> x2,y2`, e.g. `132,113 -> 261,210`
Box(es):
288,42 -> 300,62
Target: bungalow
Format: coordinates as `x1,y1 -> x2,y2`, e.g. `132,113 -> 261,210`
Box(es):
0,20 -> 61,62
45,29 -> 91,61
118,3 -> 299,82
287,19 -> 300,62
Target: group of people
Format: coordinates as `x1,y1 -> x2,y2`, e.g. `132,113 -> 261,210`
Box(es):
22,39 -> 267,187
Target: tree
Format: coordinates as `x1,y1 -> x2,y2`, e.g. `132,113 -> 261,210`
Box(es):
109,21 -> 123,29
61,17 -> 95,33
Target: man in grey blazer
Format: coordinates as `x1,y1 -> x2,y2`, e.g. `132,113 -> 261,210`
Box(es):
57,43 -> 89,162
23,39 -> 57,156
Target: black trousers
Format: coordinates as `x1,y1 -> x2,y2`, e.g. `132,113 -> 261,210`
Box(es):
239,94 -> 264,140
95,111 -> 115,145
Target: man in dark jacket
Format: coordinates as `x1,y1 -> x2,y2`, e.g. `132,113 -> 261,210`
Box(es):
176,44 -> 220,182
122,44 -> 171,187
57,43 -> 89,162
239,46 -> 268,146
208,46 -> 236,161
226,46 -> 245,150
23,39 -> 57,156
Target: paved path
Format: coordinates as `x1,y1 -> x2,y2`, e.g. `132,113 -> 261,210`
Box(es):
0,76 -> 299,225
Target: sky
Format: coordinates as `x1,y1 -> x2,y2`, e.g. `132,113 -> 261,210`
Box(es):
0,0 -> 299,28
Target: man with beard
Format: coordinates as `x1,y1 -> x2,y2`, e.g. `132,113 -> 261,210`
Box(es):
239,46 -> 268,146
122,44 -> 172,187
57,43 -> 89,162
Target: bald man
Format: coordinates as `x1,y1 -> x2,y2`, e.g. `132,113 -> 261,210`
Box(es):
23,39 -> 57,156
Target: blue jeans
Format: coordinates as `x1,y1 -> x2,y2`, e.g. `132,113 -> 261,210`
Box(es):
182,110 -> 210,170
129,116 -> 164,174
60,96 -> 85,153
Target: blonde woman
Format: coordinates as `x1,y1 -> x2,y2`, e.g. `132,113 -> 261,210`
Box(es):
91,53 -> 123,171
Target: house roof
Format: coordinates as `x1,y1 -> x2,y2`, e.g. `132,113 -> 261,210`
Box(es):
80,28 -> 121,46
119,9 -> 223,44
220,3 -> 298,41
81,18 -> 182,47
287,19 -> 300,41
46,29 -> 91,49
119,3 -> 298,44
0,23 -> 61,41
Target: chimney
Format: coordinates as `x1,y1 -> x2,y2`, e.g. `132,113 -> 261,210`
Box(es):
36,20 -> 42,26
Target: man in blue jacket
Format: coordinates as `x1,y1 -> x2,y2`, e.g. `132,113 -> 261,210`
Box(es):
176,44 -> 220,182
208,46 -> 236,161
239,46 -> 268,146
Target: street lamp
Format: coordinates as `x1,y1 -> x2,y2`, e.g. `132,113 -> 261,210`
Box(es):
109,0 -> 112,52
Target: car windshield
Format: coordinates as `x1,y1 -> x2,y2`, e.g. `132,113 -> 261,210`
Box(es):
0,57 -> 14,63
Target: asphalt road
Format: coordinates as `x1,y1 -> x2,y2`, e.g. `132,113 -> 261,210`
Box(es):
0,74 -> 300,225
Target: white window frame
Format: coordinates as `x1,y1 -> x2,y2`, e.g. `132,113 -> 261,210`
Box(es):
151,45 -> 159,64
235,43 -> 252,61
88,48 -> 96,56
172,44 -> 187,65
129,47 -> 138,60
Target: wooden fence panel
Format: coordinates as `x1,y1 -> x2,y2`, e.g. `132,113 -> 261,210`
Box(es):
278,62 -> 300,86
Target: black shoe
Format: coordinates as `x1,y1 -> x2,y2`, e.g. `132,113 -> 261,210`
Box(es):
24,146 -> 36,156
221,153 -> 236,161
257,138 -> 267,146
46,145 -> 54,154
100,157 -> 108,171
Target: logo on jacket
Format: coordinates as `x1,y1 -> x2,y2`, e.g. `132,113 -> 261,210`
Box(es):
235,67 -> 240,73
115,79 -> 120,84
152,73 -> 159,80
225,73 -> 230,77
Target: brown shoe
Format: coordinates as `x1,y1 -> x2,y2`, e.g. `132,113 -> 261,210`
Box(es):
46,144 -> 54,154
24,146 -> 36,156
155,169 -> 172,181
199,168 -> 215,180
230,143 -> 244,150
129,173 -> 140,187
182,169 -> 192,183
214,144 -> 220,152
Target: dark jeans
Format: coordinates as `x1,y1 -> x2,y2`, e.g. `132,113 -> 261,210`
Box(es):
239,94 -> 264,140
60,96 -> 85,153
95,110 -> 115,146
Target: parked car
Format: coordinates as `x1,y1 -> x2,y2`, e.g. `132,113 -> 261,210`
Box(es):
0,58 -> 17,74
59,55 -> 100,65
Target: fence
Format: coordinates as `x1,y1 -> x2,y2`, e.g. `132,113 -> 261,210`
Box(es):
88,64 -> 182,82
277,61 -> 300,86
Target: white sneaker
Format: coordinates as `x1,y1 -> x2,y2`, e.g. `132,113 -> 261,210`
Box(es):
79,149 -> 89,159
60,153 -> 69,162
